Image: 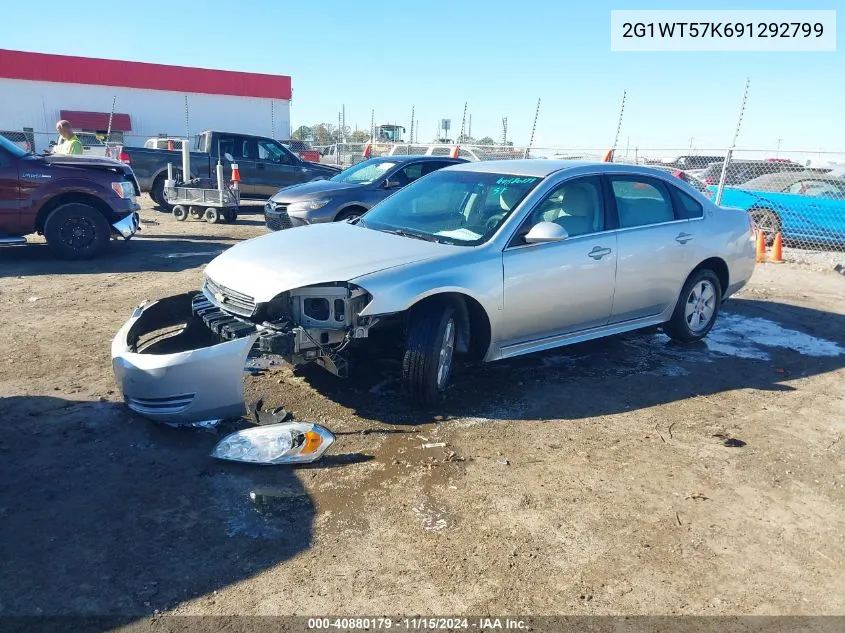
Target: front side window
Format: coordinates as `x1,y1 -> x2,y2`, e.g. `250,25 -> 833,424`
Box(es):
258,140 -> 294,164
358,170 -> 543,245
611,177 -> 676,228
525,177 -> 605,238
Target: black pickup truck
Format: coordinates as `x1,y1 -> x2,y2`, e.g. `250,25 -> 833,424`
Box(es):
119,130 -> 341,206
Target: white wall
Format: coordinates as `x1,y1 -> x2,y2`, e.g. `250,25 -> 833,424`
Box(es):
0,79 -> 291,152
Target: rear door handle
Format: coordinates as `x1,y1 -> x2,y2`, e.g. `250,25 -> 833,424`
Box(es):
676,232 -> 694,244
588,246 -> 612,260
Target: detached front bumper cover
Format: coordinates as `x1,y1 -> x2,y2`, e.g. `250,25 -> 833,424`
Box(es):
112,211 -> 140,239
111,292 -> 258,424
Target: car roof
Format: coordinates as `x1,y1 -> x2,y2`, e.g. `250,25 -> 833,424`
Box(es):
443,159 -> 699,178
740,171 -> 845,190
378,154 -> 468,163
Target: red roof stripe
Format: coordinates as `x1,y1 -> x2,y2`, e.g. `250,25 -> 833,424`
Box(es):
0,49 -> 291,100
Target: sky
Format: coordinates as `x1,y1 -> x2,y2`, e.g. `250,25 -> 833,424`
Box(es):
2,0 -> 842,153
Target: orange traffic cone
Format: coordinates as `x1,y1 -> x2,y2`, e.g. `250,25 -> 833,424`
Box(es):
755,230 -> 767,263
450,145 -> 460,159
231,163 -> 241,184
167,139 -> 174,151
770,232 -> 784,263
362,142 -> 372,159
602,148 -> 614,162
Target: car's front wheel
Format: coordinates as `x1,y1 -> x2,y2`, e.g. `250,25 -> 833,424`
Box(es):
401,301 -> 458,406
664,269 -> 722,343
43,202 -> 111,260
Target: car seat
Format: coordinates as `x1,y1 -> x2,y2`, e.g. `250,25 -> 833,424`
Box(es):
554,184 -> 599,236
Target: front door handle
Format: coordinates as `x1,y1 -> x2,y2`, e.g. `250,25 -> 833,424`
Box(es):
588,246 -> 612,260
675,232 -> 694,244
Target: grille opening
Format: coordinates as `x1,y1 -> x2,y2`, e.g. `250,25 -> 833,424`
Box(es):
304,298 -> 330,321
334,299 -> 345,322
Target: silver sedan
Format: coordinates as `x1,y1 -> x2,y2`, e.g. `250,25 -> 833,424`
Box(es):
112,160 -> 757,420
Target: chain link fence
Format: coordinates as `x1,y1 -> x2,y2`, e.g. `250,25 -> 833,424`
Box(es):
5,123 -> 843,253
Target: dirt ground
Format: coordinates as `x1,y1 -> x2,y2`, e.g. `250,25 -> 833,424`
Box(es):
0,196 -> 843,624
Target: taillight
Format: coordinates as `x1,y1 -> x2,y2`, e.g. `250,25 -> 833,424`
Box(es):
118,151 -> 131,165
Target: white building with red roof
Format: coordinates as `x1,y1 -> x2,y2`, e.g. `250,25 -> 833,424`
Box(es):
0,49 -> 292,153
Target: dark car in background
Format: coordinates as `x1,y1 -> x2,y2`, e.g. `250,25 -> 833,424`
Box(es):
119,130 -> 340,207
698,159 -> 808,186
659,155 -> 725,171
0,135 -> 139,259
264,155 -> 467,230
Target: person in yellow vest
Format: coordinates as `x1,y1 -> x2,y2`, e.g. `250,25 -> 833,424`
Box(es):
54,120 -> 83,155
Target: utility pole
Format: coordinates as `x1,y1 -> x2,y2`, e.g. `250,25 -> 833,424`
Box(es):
501,117 -> 508,146
715,78 -> 751,206
370,109 -> 375,142
341,104 -> 346,143
410,105 -> 415,145
459,101 -> 468,143
468,113 -> 472,140
524,98 -> 541,158
776,138 -> 783,157
611,90 -> 626,159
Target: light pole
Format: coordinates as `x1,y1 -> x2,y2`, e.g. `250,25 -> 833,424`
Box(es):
776,138 -> 783,157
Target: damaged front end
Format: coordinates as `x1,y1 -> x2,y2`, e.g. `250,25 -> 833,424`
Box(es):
111,278 -> 378,424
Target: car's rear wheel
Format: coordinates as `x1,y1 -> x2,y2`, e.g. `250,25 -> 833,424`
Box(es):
750,207 -> 781,245
43,203 -> 111,260
172,205 -> 188,221
664,269 -> 722,343
151,173 -> 178,211
401,301 -> 458,406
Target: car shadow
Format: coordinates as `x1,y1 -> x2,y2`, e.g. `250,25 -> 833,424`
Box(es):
0,395 -> 318,619
0,237 -> 236,277
292,298 -> 845,424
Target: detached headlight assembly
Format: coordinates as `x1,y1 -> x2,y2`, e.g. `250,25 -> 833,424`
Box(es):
210,422 -> 335,465
111,181 -> 135,198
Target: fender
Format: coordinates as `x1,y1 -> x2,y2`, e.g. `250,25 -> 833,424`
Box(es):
25,176 -> 122,227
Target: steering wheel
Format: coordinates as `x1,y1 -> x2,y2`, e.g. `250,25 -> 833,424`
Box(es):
485,213 -> 507,232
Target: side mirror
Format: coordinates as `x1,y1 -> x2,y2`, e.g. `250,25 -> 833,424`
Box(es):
223,152 -> 234,162
384,178 -> 401,189
524,221 -> 569,244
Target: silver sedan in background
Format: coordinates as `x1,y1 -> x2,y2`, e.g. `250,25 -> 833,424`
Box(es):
113,160 -> 757,420
264,155 -> 466,230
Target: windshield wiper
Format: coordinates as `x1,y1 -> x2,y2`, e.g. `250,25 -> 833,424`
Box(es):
379,228 -> 437,242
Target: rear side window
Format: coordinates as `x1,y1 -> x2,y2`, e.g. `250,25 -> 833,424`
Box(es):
610,177 -> 675,228
673,189 -> 704,219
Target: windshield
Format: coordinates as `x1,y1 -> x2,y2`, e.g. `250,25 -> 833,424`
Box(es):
331,159 -> 398,185
358,170 -> 543,246
0,134 -> 29,157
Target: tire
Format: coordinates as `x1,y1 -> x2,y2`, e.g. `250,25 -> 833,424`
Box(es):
172,205 -> 188,221
749,207 -> 781,245
43,202 -> 111,260
151,173 -> 178,211
204,207 -> 220,224
336,207 -> 365,222
189,207 -> 203,219
664,269 -> 722,343
401,301 -> 458,406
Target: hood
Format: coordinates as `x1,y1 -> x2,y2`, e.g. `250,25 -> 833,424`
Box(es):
203,222 -> 455,303
270,179 -> 360,202
42,154 -> 127,169
305,161 -> 341,172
